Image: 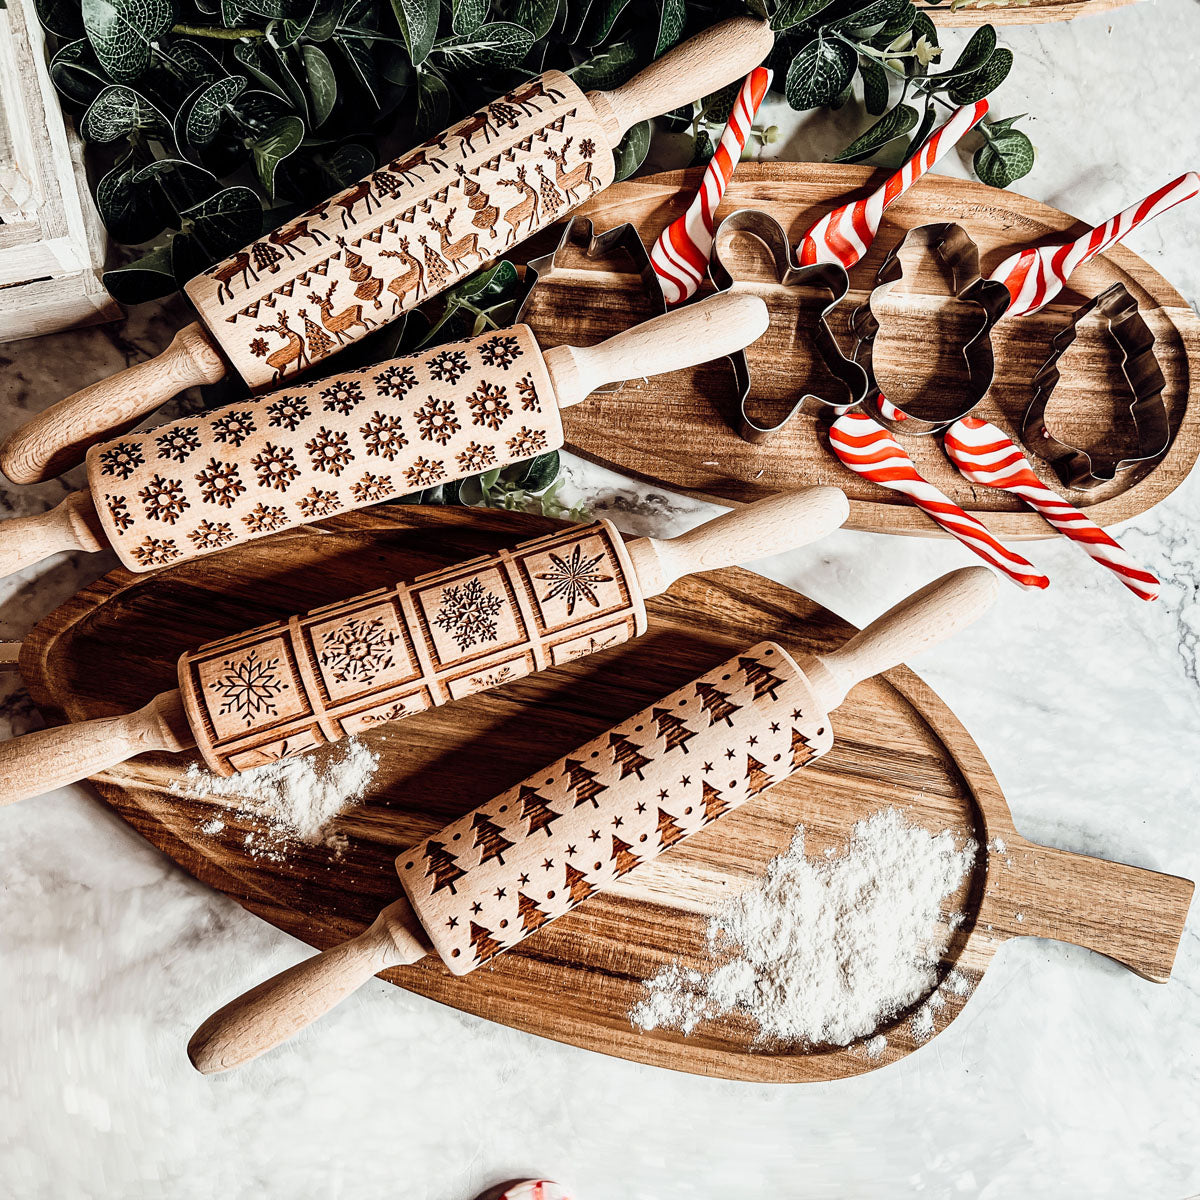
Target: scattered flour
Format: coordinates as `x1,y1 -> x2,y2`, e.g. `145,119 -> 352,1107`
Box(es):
630,807 -> 976,1048
944,968 -> 971,997
864,1034 -> 888,1060
173,738 -> 379,858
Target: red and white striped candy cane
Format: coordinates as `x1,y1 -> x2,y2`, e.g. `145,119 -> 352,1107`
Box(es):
797,100 -> 988,268
992,172 -> 1200,317
829,413 -> 1049,590
650,67 -> 772,305
499,1183 -> 571,1200
943,418 -> 1159,601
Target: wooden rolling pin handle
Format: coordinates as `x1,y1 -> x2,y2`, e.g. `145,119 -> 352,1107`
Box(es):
189,897 -> 429,1074
545,293 -> 770,408
0,322 -> 227,486
0,489 -> 106,578
588,17 -> 774,141
0,689 -> 190,806
628,485 -> 850,598
803,566 -> 1000,712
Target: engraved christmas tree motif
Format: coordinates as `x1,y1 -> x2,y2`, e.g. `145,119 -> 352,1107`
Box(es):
434,576 -> 505,651
739,656 -> 784,701
535,542 -> 613,615
610,834 -> 639,877
656,808 -> 685,849
418,236 -> 451,293
652,708 -> 696,754
700,781 -> 728,824
518,785 -> 559,837
564,862 -> 593,905
250,240 -> 284,275
424,840 -> 465,894
608,732 -> 651,781
745,754 -> 772,796
299,309 -> 335,362
695,681 -> 741,727
471,810 -> 513,866
791,727 -> 817,769
318,615 -> 397,684
209,648 -> 287,727
517,892 -> 550,935
469,921 -> 503,965
563,757 -> 607,808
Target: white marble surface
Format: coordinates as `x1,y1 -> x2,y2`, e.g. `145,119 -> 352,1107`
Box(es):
3,3 -> 1200,1196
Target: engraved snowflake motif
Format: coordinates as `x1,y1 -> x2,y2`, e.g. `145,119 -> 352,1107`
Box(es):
516,375 -> 540,412
479,334 -> 522,370
467,380 -> 511,430
297,487 -> 340,518
305,427 -> 354,476
350,472 -> 395,503
266,395 -> 310,431
456,441 -> 497,474
428,348 -> 469,384
415,396 -> 460,445
251,442 -> 301,491
105,494 -> 133,533
320,379 -> 364,415
404,457 -> 443,489
195,458 -> 247,508
242,502 -> 289,534
374,364 -> 417,398
156,426 -> 201,463
187,519 -> 234,550
208,648 -> 288,727
318,616 -> 397,684
506,425 -> 548,458
130,535 -> 181,567
98,442 -> 144,480
580,137 -> 598,159
212,410 -> 257,447
535,543 -> 614,615
360,411 -> 408,461
434,576 -> 505,651
249,337 -> 269,358
138,474 -> 189,525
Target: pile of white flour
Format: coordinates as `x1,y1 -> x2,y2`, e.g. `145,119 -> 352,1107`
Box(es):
173,737 -> 379,858
631,807 -> 976,1047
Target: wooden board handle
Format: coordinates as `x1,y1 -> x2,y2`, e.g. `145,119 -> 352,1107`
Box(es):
0,690 -> 191,806
0,323 -> 227,485
0,490 -> 106,579
593,18 -> 774,138
545,292 -> 769,408
1004,837 -> 1193,983
189,898 -> 428,1074
627,486 -> 849,597
802,566 -> 1000,711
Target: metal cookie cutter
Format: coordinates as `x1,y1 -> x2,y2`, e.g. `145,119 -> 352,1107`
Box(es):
708,209 -> 869,443
850,222 -> 1011,436
1022,282 -> 1170,490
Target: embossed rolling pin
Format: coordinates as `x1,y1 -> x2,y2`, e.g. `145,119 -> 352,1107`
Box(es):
0,18 -> 775,485
0,486 -> 849,805
0,292 -> 768,579
187,565 -> 998,1073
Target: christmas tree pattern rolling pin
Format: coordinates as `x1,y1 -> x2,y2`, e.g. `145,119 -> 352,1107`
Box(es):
186,565 -> 999,1073
0,292 -> 769,580
0,17 -> 775,486
0,486 -> 849,804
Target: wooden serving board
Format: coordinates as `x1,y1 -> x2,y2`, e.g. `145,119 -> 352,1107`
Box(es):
522,163 -> 1200,539
20,506 -> 1191,1081
920,0 -> 1136,25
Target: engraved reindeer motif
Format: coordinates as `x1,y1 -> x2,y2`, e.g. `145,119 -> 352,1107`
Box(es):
544,137 -> 595,203
269,218 -> 331,259
509,78 -> 566,117
308,282 -> 378,343
331,180 -> 378,229
496,166 -> 540,247
210,251 -> 258,303
389,144 -> 447,185
455,164 -> 499,237
255,312 -> 309,381
428,207 -> 482,273
448,110 -> 500,157
379,237 -> 425,310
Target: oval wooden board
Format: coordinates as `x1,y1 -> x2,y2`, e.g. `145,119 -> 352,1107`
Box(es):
920,0 -> 1135,24
523,163 -> 1200,539
19,506 -> 1191,1081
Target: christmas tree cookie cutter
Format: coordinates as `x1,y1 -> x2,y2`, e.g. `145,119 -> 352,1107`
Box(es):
849,222 -> 1011,436
708,208 -> 870,443
1022,282 -> 1170,490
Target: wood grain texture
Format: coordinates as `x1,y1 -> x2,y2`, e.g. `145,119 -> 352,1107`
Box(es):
920,0 -> 1138,25
537,163 -> 1199,539
19,506 -> 1192,1080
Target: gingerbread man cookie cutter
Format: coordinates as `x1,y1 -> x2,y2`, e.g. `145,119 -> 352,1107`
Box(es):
1022,282 -> 1170,490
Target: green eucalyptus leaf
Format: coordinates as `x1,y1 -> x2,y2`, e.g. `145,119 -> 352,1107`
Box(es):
182,185 -> 264,256
133,157 -> 223,213
230,88 -> 293,133
102,240 -> 178,303
233,41 -> 292,100
324,142 -> 376,185
452,0 -> 489,36
859,54 -> 888,115
49,40 -> 112,107
613,119 -> 649,181
973,125 -> 1034,188
416,66 -> 451,131
580,0 -> 631,47
512,450 -> 560,493
96,148 -> 171,242
562,0 -> 596,42
567,39 -> 638,90
772,0 -> 837,30
81,0 -> 175,82
655,0 -> 685,55
948,47 -> 1012,104
391,0 -> 439,64
81,84 -> 171,143
875,3 -> 915,40
301,43 -> 338,125
249,114 -> 306,196
435,21 -> 535,69
924,23 -> 994,83
833,100 -> 917,161
912,9 -> 939,47
159,37 -> 225,83
506,0 -> 557,38
271,45 -> 314,122
184,76 -> 249,146
35,0 -> 84,39
832,0 -> 905,34
785,36 -> 856,111
267,0 -> 319,45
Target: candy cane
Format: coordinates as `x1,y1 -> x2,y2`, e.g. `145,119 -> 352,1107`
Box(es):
650,67 -> 772,305
500,1183 -> 571,1200
943,418 -> 1158,601
798,100 -> 989,268
829,413 -> 1049,589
